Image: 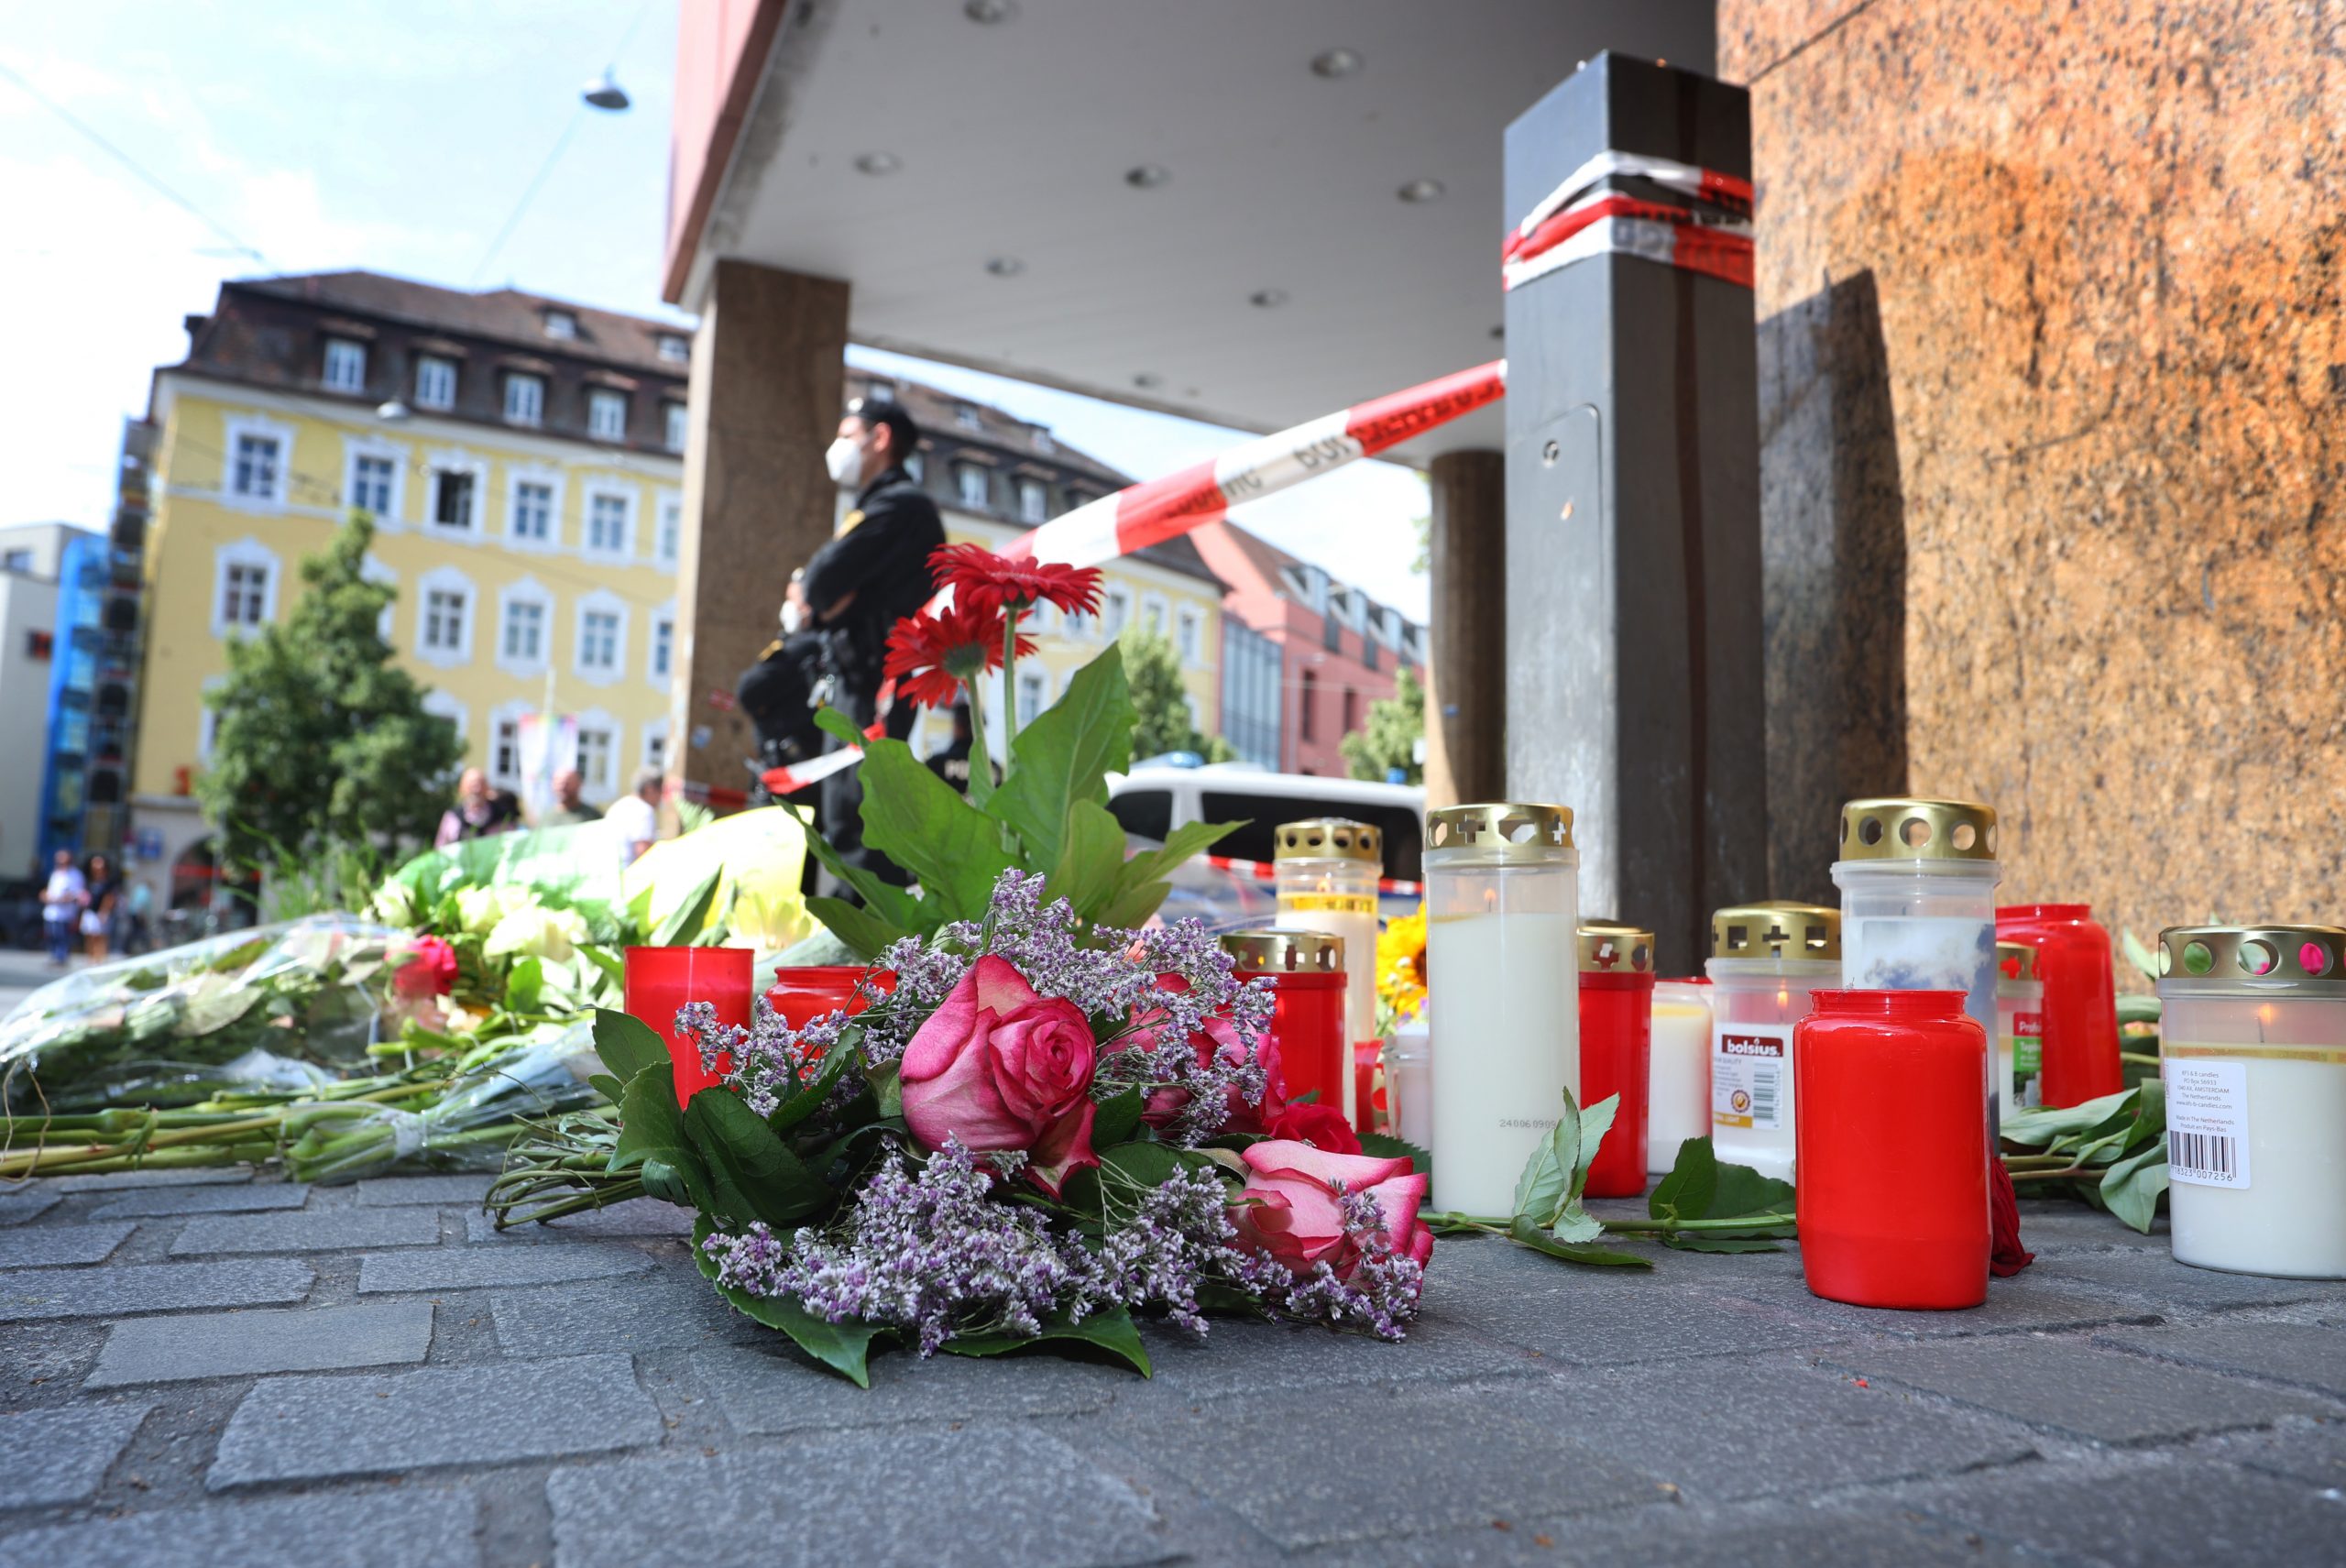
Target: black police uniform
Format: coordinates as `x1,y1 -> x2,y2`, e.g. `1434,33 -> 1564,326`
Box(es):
799,464 -> 943,893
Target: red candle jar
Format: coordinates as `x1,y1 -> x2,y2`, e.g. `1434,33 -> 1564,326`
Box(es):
1996,905 -> 2122,1107
1221,929 -> 1347,1122
1577,921 -> 1655,1197
765,965 -> 895,1028
624,946 -> 752,1103
1795,990 -> 1988,1310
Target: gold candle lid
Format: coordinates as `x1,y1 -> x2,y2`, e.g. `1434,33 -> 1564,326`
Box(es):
1578,920 -> 1655,974
1221,928 -> 1344,975
2157,925 -> 2346,989
1424,802 -> 1575,857
1996,940 -> 2038,983
1273,817 -> 1382,863
1836,797 -> 1998,862
1711,901 -> 1840,961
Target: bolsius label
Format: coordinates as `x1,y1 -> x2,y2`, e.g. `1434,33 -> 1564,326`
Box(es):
1712,1025 -> 1790,1131
2165,1058 -> 2252,1190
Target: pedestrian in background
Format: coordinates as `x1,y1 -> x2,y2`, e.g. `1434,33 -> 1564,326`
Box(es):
606,768 -> 663,866
39,848 -> 84,967
124,879 -> 153,954
435,767 -> 521,848
81,852 -> 119,963
537,768 -> 599,828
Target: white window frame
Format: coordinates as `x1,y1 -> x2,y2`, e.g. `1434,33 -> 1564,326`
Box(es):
414,355 -> 457,411
487,699 -> 533,789
663,400 -> 687,454
1015,667 -> 1048,728
413,565 -> 477,668
220,412 -> 294,510
657,334 -> 689,364
573,708 -> 619,797
572,589 -> 629,686
424,450 -> 488,537
587,389 -> 629,442
323,336 -> 368,393
360,554 -> 398,643
210,536 -> 279,638
495,577 -> 553,678
543,309 -> 578,340
1176,605 -> 1203,665
653,489 -> 683,566
954,463 -> 989,510
196,675 -> 228,762
1016,477 -> 1048,523
1102,586 -> 1132,639
580,482 -> 636,564
504,466 -> 564,551
342,435 -> 406,522
420,689 -> 468,745
1140,592 -> 1170,639
641,715 -> 670,773
646,598 -> 676,686
503,372 -> 545,427
955,403 -> 981,431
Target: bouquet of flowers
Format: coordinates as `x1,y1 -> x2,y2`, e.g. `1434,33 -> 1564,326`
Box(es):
572,869 -> 1433,1386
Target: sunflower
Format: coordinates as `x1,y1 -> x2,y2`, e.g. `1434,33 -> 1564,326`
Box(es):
1376,905 -> 1428,1027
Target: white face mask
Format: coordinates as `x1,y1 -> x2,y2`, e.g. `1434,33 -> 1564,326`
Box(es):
824,434 -> 864,487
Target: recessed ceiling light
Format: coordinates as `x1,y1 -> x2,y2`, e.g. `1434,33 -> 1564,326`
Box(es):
1133,372 -> 1164,390
1398,178 -> 1444,203
963,0 -> 1015,22
1310,48 -> 1363,78
984,256 -> 1025,277
853,151 -> 901,176
1249,289 -> 1288,309
1489,323 -> 1504,339
1125,163 -> 1170,190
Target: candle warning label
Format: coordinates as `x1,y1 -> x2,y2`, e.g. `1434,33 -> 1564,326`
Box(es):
1712,1025 -> 1790,1130
2165,1058 -> 2251,1190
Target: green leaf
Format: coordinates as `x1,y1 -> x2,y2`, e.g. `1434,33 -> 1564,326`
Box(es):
683,1090 -> 835,1229
1049,799 -> 1131,922
988,646 -> 1135,871
1664,1234 -> 1785,1254
801,829 -> 923,933
813,705 -> 864,750
504,955 -> 543,1014
586,1072 -> 627,1105
1707,1159 -> 1795,1222
940,1306 -> 1151,1377
594,1010 -> 674,1094
769,1034 -> 863,1140
639,1157 -> 699,1207
1356,1132 -> 1431,1178
1649,1136 -> 1720,1222
1513,1126 -> 1571,1229
1093,877 -> 1176,933
694,1215 -> 882,1387
648,866 -> 725,947
1117,818 -> 1241,890
854,738 -> 1018,924
1568,1093 -> 1618,1199
610,1063 -> 716,1212
1100,1139 -> 1194,1190
2100,1142 -> 2170,1234
806,894 -> 913,963
2120,927 -> 2162,988
1507,1213 -> 1652,1268
1091,1088 -> 1147,1150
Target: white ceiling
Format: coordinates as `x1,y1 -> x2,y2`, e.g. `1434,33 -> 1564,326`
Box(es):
687,0 -> 1715,464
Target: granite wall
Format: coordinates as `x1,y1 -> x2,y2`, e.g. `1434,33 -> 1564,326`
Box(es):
1727,0 -> 2346,947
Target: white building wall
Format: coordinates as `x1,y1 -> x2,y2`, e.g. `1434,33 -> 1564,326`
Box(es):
0,571 -> 60,878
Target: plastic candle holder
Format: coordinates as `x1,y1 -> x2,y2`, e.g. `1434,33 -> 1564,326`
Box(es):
1578,921 -> 1655,1198
765,965 -> 896,1029
1997,903 -> 2123,1107
1383,1009 -> 1431,1151
1994,941 -> 2045,1112
623,945 -> 753,1102
1272,817 -> 1384,1126
1221,929 -> 1347,1123
1648,978 -> 1712,1174
1705,903 -> 1839,1185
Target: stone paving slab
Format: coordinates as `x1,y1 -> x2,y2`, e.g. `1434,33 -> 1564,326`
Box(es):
354,1174 -> 495,1206
1712,1261 -> 2159,1340
171,1206 -> 442,1255
0,1488 -> 480,1568
1429,1259 -> 1842,1365
0,1402 -> 150,1508
86,1301 -> 435,1388
546,1434 -> 1167,1568
1894,1457 -> 2346,1566
0,1189 -> 61,1225
40,1168 -> 255,1191
2009,1201 -> 2167,1252
695,1340 -> 1133,1432
356,1243 -> 655,1293
0,1258 -> 312,1321
1825,1335 -> 2342,1443
492,1272 -> 763,1356
464,1198 -> 693,1242
2040,1250 -> 2346,1312
2092,1321 -> 2346,1400
89,1182 -> 309,1220
2196,1420 -> 2346,1489
208,1353 -> 662,1489
0,1221 -> 135,1268
1134,1311 -> 1535,1399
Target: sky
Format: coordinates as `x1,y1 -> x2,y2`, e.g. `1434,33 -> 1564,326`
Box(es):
0,1 -> 1432,620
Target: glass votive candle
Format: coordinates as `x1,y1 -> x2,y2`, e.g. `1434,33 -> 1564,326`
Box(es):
1997,903 -> 2123,1108
1706,902 -> 1839,1184
624,945 -> 753,1102
1423,802 -> 1578,1216
1795,989 -> 1990,1310
1648,978 -> 1712,1175
1384,1007 -> 1432,1151
1578,920 -> 1655,1198
1273,817 -> 1384,1127
1222,928 -> 1347,1120
2157,925 -> 2346,1278
1995,941 -> 2045,1113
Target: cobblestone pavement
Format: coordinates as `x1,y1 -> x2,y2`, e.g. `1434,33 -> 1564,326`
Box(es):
3,1170 -> 2344,1567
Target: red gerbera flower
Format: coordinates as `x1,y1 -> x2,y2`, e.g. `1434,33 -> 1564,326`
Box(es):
883,602 -> 1039,708
929,543 -> 1105,620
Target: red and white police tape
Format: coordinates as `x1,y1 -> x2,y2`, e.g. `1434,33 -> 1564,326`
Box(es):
1203,853 -> 1421,899
753,358 -> 1508,799
1502,148 -> 1754,293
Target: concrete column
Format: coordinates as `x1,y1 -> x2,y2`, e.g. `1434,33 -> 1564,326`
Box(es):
1422,449 -> 1505,809
667,260 -> 850,810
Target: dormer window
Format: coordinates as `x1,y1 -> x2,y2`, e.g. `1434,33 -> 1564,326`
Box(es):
658,334 -> 689,363
543,309 -> 578,340
955,403 -> 981,431
1030,428 -> 1054,455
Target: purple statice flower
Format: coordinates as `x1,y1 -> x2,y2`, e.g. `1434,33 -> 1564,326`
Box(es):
1269,1187 -> 1426,1341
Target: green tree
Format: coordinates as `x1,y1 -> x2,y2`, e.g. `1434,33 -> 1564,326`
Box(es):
1118,628 -> 1235,762
199,514 -> 466,865
1340,664 -> 1425,784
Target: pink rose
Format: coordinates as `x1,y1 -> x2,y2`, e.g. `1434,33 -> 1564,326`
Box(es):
1265,1101 -> 1361,1156
900,955 -> 1099,1197
1233,1139 -> 1434,1279
1118,975 -> 1283,1135
389,935 -> 457,999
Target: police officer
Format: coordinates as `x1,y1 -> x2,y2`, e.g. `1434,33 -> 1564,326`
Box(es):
800,397 -> 943,894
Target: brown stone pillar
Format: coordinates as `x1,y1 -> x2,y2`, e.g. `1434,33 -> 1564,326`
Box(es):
1423,449 -> 1505,808
668,260 -> 850,810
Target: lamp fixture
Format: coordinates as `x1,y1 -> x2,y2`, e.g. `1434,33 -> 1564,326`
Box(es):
963,0 -> 1015,22
377,400 -> 411,422
1124,163 -> 1170,190
854,151 -> 902,176
1397,178 -> 1444,203
581,70 -> 630,111
1310,48 -> 1363,78
1249,289 -> 1288,309
1133,372 -> 1164,390
985,256 -> 1025,277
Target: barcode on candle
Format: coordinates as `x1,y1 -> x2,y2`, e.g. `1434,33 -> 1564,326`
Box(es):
2165,1059 -> 2252,1190
1712,1029 -> 1788,1131
2167,1130 -> 2238,1183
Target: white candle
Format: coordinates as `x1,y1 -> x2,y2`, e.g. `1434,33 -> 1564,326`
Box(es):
1428,909 -> 1578,1212
1648,981 -> 1712,1173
